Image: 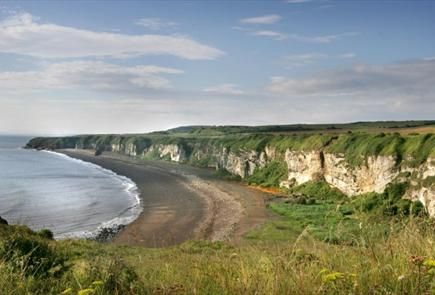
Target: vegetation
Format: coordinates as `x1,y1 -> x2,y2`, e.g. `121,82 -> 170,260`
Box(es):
18,121 -> 435,293
247,161 -> 288,187
1,215 -> 434,294
0,181 -> 433,294
26,122 -> 435,169
247,181 -> 426,244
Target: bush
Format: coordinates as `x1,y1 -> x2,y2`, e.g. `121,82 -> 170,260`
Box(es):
289,181 -> 346,201
70,257 -> 143,294
37,229 -> 54,240
247,161 -> 288,187
354,182 -> 425,217
0,235 -> 66,277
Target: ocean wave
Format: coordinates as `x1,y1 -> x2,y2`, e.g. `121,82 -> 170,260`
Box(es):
41,150 -> 143,240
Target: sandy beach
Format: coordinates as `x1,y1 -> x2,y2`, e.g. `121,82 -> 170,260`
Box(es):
59,149 -> 269,247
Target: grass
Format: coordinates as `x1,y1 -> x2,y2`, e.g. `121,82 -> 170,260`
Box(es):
1,217 -> 434,294
0,180 -> 433,294
247,161 -> 288,187
245,200 -> 361,243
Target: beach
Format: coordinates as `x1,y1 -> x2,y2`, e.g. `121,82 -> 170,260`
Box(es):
60,149 -> 269,247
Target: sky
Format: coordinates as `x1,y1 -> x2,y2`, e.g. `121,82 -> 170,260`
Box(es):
0,0 -> 435,135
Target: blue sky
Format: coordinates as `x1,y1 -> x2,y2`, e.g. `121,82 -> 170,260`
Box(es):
0,0 -> 434,135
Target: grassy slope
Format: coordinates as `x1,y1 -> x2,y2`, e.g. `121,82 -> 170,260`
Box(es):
1,181 -> 433,294
1,216 -> 435,294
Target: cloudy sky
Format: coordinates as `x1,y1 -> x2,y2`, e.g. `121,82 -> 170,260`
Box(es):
1,0 -> 435,135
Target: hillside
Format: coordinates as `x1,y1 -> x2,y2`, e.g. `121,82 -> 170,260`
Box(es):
26,122 -> 435,217
11,121 -> 435,293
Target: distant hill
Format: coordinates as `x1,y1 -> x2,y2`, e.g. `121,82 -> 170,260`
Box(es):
165,120 -> 435,136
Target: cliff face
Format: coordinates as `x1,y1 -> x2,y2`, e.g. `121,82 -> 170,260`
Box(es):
25,133 -> 435,216
117,143 -> 434,217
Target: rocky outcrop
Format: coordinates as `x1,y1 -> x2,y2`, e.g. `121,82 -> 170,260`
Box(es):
145,144 -> 187,162
323,154 -> 399,195
404,186 -> 435,217
0,216 -> 8,225
281,151 -> 324,187
279,151 -> 400,195
216,149 -> 261,178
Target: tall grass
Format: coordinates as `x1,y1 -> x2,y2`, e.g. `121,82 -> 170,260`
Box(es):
1,218 -> 434,294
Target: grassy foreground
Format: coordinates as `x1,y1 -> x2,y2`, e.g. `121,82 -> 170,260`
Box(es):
1,219 -> 434,294
1,181 -> 435,294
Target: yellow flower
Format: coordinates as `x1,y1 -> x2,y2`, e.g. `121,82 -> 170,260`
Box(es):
322,272 -> 345,283
77,288 -> 95,295
91,280 -> 104,287
423,258 -> 435,268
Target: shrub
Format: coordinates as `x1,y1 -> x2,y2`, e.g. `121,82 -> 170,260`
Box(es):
247,161 -> 288,187
37,229 -> 54,240
0,234 -> 66,277
289,181 -> 346,201
80,257 -> 143,294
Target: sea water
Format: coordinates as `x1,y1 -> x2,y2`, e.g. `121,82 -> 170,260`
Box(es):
0,136 -> 141,238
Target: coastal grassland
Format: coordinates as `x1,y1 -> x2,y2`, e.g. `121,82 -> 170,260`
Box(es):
245,181 -> 425,243
325,132 -> 435,167
1,180 -> 433,294
1,216 -> 434,294
247,161 -> 288,187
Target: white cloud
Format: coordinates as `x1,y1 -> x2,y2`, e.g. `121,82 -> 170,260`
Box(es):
339,52 -> 356,59
267,60 -> 435,100
284,53 -> 327,67
289,32 -> 358,43
252,30 -> 288,41
204,83 -> 245,95
136,18 -> 178,30
0,13 -> 224,60
238,24 -> 357,43
286,0 -> 312,3
283,52 -> 356,68
240,14 -> 281,25
0,61 -> 184,94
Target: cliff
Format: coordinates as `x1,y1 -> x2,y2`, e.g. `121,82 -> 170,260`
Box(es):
26,131 -> 435,216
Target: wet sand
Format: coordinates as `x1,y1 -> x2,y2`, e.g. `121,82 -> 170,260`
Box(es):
60,150 -> 269,247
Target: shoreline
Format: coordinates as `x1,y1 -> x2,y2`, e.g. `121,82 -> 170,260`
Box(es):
59,149 -> 270,247
42,150 -> 143,241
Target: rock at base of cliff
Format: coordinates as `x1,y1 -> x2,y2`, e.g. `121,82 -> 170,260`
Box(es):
0,216 -> 8,225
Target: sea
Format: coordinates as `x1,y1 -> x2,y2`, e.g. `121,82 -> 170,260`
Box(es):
0,136 -> 142,239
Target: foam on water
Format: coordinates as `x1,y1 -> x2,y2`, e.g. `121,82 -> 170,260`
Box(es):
0,137 -> 143,240
40,150 -> 143,239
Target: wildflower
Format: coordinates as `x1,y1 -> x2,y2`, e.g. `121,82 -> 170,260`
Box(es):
397,275 -> 406,281
423,258 -> 435,268
322,272 -> 345,283
229,253 -> 238,260
78,288 -> 95,295
409,255 -> 425,266
91,280 -> 104,287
